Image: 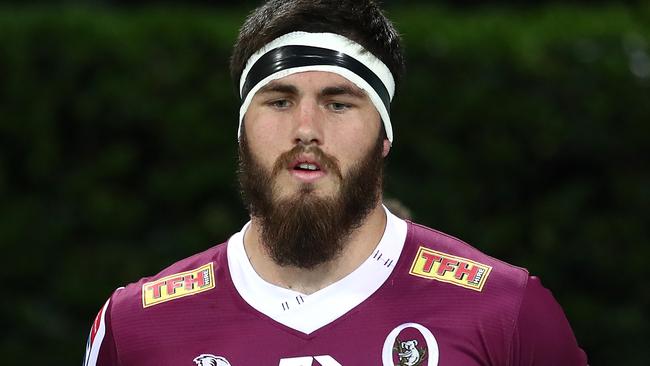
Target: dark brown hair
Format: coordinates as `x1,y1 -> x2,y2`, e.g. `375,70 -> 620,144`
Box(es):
230,0 -> 405,95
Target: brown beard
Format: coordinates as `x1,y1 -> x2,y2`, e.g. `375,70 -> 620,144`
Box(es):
237,128 -> 385,269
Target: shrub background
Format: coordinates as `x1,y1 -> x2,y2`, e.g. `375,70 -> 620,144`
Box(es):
1,4 -> 648,365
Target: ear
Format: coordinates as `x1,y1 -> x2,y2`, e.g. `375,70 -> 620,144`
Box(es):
382,138 -> 391,157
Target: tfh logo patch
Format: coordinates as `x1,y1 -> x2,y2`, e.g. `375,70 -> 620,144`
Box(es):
142,262 -> 215,307
409,247 -> 491,291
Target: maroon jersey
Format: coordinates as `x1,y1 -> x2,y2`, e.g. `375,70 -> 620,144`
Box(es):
84,209 -> 587,365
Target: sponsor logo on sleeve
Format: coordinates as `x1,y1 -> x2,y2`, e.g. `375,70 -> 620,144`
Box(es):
142,262 -> 215,308
409,247 -> 492,291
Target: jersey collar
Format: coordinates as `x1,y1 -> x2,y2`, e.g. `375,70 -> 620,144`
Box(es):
227,205 -> 407,334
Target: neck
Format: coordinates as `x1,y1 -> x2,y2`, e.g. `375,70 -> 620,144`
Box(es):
243,203 -> 387,295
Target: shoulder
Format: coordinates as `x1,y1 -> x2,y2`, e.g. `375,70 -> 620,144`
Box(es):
404,221 -> 529,295
84,242 -> 231,364
512,276 -> 588,364
108,241 -> 229,316
401,222 -> 530,340
401,221 -> 587,363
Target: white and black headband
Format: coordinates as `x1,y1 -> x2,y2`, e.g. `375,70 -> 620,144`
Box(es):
238,31 -> 396,142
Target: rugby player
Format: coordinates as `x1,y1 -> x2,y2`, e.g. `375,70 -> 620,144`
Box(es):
84,0 -> 588,364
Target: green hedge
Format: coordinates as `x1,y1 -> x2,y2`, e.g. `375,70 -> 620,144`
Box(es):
1,4 -> 648,365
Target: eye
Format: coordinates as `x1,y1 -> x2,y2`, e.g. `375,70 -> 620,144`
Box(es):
327,102 -> 351,112
268,99 -> 291,109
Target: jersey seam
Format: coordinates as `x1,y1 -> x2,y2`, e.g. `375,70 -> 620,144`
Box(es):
506,273 -> 530,366
109,291 -> 124,366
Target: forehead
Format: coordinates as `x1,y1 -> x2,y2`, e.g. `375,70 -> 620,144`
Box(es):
257,71 -> 369,96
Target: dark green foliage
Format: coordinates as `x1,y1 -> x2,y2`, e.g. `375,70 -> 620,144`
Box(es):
388,5 -> 650,365
0,4 -> 648,365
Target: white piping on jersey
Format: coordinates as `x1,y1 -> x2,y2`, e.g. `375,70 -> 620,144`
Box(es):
227,205 -> 407,334
83,298 -> 111,366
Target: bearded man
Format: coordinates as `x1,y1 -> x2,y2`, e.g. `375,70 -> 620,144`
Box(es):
84,1 -> 588,365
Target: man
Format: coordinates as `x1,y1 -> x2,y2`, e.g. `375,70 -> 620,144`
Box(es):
84,0 -> 588,365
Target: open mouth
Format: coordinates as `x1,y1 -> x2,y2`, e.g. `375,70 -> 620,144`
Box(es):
293,162 -> 320,172
288,158 -> 326,182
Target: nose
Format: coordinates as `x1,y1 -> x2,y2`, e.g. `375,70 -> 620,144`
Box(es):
292,100 -> 323,146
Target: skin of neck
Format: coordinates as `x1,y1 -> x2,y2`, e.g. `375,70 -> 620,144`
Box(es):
242,201 -> 387,295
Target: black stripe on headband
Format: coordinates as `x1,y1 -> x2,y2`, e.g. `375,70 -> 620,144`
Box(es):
241,45 -> 391,112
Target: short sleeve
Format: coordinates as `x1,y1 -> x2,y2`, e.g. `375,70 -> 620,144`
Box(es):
511,276 -> 588,366
83,296 -> 120,366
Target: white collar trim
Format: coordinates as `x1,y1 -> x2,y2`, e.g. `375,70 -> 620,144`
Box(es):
227,206 -> 407,334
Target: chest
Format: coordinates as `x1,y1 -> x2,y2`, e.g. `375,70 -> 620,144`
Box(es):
115,291 -> 511,366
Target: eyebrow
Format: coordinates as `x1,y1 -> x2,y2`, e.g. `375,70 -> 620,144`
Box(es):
256,82 -> 367,100
257,82 -> 298,96
320,85 -> 367,99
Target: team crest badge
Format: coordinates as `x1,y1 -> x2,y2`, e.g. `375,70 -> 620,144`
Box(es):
382,323 -> 439,366
193,354 -> 231,366
393,338 -> 426,366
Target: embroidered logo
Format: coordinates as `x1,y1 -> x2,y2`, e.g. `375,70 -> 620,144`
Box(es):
382,323 -> 439,366
193,354 -> 231,366
142,262 -> 215,308
409,247 -> 491,291
394,339 -> 426,366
